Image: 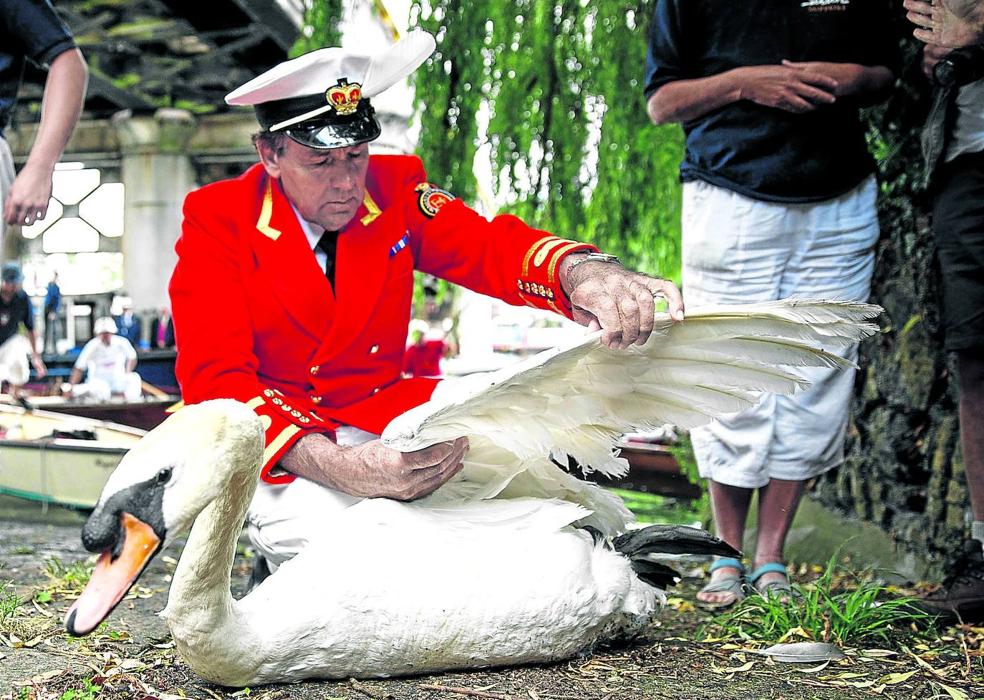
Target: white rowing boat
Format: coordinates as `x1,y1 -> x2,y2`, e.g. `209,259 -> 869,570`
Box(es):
0,404 -> 145,509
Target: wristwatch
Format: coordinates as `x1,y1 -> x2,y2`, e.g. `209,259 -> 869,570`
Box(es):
566,252 -> 622,275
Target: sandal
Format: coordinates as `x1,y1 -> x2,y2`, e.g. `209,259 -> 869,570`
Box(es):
749,562 -> 795,603
696,557 -> 747,610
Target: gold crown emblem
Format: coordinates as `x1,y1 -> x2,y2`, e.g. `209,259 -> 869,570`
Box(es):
325,79 -> 362,116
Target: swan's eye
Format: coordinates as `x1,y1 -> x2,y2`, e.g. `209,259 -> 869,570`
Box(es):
156,467 -> 173,484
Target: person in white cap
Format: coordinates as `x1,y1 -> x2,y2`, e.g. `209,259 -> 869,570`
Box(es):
65,316 -> 141,402
168,31 -> 684,578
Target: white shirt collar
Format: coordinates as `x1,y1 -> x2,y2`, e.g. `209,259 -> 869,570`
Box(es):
289,201 -> 325,251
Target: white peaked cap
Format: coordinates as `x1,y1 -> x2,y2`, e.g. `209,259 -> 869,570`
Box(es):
94,317 -> 118,335
225,30 -> 436,133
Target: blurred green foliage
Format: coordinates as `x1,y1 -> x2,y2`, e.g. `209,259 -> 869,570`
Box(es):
291,0 -> 344,58
410,1 -> 684,282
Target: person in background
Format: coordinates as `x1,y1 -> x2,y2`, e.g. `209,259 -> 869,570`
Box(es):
1,0 -> 88,251
113,298 -> 140,347
0,262 -> 45,400
149,305 -> 175,349
65,316 -> 141,401
43,270 -> 60,354
403,319 -> 447,378
645,0 -> 899,608
905,0 -> 984,624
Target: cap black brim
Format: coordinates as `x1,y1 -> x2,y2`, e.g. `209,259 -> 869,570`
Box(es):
282,108 -> 381,149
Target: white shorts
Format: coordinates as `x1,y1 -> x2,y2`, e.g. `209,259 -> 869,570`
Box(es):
0,334 -> 31,387
78,372 -> 143,401
246,425 -> 379,569
682,177 -> 879,489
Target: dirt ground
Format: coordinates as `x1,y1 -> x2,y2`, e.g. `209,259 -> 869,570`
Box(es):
1,507 -> 982,700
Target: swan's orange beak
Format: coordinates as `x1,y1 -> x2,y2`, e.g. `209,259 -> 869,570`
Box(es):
65,512 -> 161,636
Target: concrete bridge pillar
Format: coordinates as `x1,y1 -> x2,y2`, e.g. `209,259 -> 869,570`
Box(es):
112,108 -> 197,316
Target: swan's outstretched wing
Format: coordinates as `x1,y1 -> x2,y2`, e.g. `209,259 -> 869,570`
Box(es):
381,299 -> 880,533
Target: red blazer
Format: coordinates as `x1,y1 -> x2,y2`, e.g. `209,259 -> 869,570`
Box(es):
170,155 -> 596,482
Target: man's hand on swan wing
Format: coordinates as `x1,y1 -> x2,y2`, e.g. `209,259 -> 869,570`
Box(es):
560,254 -> 684,350
281,433 -> 468,500
343,437 -> 468,500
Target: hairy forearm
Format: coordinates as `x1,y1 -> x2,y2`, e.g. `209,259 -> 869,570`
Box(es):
647,71 -> 743,125
279,433 -> 354,491
27,49 -> 88,171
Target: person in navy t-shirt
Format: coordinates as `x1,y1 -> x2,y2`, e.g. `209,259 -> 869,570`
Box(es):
645,0 -> 899,609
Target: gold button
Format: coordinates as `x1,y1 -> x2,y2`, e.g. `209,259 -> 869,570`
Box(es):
369,344 -> 379,354
299,416 -> 310,423
311,395 -> 321,404
372,387 -> 380,395
310,365 -> 319,374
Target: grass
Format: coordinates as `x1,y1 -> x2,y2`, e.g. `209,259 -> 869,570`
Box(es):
57,677 -> 102,700
614,433 -> 710,526
609,487 -> 704,525
43,557 -> 93,592
702,555 -> 933,645
0,579 -> 21,623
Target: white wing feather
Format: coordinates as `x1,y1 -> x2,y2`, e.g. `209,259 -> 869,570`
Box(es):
381,299 -> 880,534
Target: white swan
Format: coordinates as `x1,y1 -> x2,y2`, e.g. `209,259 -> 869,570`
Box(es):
63,300 -> 880,685
64,400 -> 736,685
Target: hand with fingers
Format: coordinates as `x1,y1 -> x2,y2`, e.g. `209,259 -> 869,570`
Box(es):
560,253 -> 684,350
31,353 -> 47,380
281,433 -> 469,501
342,437 -> 469,500
731,64 -> 838,113
2,161 -> 53,228
904,0 -> 984,48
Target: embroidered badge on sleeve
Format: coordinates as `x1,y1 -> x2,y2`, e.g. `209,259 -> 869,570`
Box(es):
415,183 -> 456,218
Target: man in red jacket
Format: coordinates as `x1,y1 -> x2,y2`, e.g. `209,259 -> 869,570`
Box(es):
170,30 -> 683,573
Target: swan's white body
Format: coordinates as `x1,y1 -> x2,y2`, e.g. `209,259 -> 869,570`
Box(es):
76,403 -> 660,685
179,496 -> 656,684
67,300 -> 880,686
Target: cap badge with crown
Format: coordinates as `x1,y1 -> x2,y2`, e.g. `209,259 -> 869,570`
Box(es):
326,79 -> 362,115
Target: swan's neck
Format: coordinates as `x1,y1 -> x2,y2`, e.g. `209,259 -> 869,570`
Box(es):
163,462 -> 257,636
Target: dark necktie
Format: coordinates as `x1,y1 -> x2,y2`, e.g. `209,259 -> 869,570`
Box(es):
316,230 -> 339,288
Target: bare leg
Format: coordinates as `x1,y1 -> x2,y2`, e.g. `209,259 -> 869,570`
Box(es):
697,480 -> 753,605
753,477 -> 807,587
957,351 -> 984,522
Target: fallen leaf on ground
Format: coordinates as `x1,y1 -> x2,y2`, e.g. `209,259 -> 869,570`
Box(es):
934,682 -> 970,700
876,670 -> 917,685
711,660 -> 757,674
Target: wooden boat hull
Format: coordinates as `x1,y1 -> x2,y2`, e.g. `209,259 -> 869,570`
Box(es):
24,396 -> 176,431
0,405 -> 145,510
